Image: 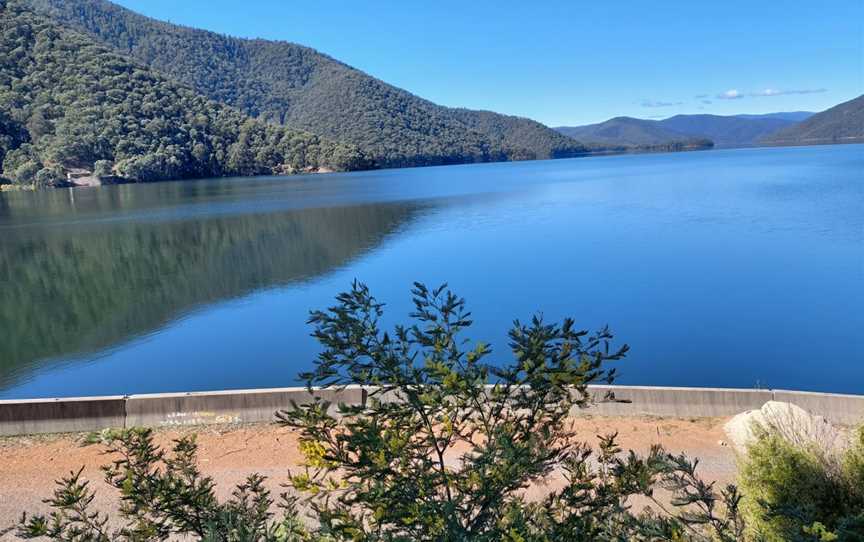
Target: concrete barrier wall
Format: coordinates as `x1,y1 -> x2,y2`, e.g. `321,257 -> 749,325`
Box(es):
773,389 -> 864,426
125,386 -> 366,428
583,386 -> 775,418
0,396 -> 125,436
1,385 -> 861,436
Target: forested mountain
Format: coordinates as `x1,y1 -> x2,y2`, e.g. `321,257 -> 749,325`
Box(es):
0,0 -> 365,187
554,117 -> 712,149
758,95 -> 864,146
25,0 -> 590,168
656,114 -> 798,147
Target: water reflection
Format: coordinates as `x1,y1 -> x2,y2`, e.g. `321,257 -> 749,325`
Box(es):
0,193 -> 423,389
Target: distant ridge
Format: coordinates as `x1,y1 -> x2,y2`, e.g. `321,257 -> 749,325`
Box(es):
759,95 -> 864,146
555,112 -> 827,149
656,114 -> 797,147
554,117 -> 712,150
733,112 -> 814,122
24,0 -> 590,168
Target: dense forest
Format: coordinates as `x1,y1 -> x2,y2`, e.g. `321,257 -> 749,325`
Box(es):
24,0 -> 592,168
0,0 -> 366,187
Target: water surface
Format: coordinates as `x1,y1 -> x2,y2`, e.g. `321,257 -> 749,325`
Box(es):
1,145 -> 861,398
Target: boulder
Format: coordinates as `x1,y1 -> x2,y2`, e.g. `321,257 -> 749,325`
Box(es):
723,400 -> 844,454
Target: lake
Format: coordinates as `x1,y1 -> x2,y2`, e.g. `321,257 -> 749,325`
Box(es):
1,145 -> 861,399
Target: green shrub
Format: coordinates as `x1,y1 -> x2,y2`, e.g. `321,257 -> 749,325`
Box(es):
18,428 -> 313,541
34,166 -> 64,187
275,282 -> 746,541
843,426 -> 864,489
739,424 -> 864,541
93,160 -> 114,178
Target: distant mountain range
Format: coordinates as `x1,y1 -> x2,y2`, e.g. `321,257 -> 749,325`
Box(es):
556,112 -> 817,149
758,95 -> 864,146
556,99 -> 864,149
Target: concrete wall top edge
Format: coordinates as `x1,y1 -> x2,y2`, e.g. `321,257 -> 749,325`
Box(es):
0,395 -> 126,405
584,385 -> 772,394
772,389 -> 864,400
125,384 -> 368,400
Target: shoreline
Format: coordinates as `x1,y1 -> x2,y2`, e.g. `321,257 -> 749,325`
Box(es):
3,141 -> 861,193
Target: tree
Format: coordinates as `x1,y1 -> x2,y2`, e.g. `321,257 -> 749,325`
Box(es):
277,281 -> 744,541
2,144 -> 42,184
93,159 -> 113,178
34,165 -> 63,187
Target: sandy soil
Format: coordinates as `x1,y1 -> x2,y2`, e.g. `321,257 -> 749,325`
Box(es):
0,415 -> 737,539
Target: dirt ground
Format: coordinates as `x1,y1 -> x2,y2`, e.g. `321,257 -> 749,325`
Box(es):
0,415 -> 738,539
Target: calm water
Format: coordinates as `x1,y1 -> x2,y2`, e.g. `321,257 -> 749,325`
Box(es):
1,145 -> 862,399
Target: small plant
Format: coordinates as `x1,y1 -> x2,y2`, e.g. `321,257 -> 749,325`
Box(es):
17,428 -> 312,541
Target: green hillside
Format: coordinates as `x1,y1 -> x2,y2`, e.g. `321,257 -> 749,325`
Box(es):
0,0 -> 365,187
25,0 -> 590,168
759,94 -> 864,146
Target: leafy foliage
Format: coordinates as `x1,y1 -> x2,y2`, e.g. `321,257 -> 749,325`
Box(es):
18,428 -> 312,541
0,0 -> 365,187
25,0 -> 592,168
276,281 -> 745,540
738,424 -> 864,541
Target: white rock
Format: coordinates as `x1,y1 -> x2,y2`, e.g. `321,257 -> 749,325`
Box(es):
723,401 -> 843,454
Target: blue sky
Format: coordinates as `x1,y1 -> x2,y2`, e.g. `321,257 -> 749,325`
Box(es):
114,0 -> 863,126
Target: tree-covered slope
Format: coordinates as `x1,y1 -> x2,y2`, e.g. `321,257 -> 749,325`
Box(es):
24,0 -> 590,168
758,95 -> 864,146
554,117 -> 705,147
0,0 -> 365,187
448,109 -> 592,159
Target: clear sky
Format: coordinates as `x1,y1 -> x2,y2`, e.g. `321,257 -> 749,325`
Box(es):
113,0 -> 863,126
